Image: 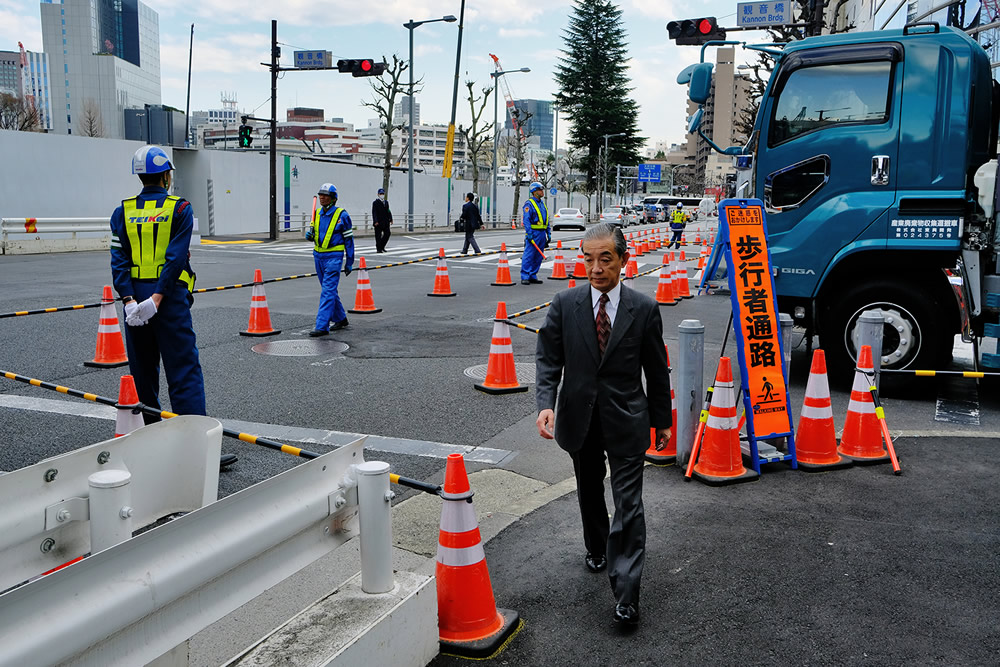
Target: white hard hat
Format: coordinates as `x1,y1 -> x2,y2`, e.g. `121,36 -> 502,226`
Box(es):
676,202 -> 683,208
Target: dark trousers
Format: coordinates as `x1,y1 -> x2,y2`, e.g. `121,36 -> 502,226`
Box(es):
374,223 -> 391,252
668,229 -> 683,249
571,410 -> 646,606
461,230 -> 481,254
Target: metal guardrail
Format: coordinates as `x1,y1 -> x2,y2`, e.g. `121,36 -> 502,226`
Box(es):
1,217 -> 110,255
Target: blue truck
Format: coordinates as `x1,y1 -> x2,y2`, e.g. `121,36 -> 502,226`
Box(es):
679,23 -> 1000,373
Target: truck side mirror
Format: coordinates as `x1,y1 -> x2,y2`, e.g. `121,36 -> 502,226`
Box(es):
677,63 -> 714,104
687,108 -> 704,133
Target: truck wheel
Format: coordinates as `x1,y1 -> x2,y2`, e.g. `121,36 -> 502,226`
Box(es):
820,279 -> 952,376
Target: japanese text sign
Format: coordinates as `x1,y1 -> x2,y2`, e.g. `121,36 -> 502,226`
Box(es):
737,1 -> 793,27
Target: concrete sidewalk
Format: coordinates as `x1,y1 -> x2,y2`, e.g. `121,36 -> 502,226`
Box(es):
430,436 -> 1000,666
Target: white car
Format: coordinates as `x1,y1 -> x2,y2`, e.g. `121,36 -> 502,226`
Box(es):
599,206 -> 627,227
552,208 -> 587,231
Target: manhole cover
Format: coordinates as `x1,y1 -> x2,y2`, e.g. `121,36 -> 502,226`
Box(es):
464,363 -> 536,384
252,340 -> 350,357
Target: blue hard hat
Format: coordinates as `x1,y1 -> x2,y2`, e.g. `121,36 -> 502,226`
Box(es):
377,188 -> 385,195
132,145 -> 173,175
318,183 -> 337,197
529,181 -> 543,194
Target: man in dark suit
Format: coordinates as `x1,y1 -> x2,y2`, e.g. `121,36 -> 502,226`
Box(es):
460,192 -> 483,254
371,187 -> 392,253
535,222 -> 672,628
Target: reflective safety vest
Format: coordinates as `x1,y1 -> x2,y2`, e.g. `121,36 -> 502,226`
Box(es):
528,198 -> 548,230
670,209 -> 687,226
122,195 -> 195,292
313,206 -> 352,253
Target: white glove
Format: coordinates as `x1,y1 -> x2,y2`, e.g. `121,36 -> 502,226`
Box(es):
127,297 -> 157,326
124,300 -> 143,327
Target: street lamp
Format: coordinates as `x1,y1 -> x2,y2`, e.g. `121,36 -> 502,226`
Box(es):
552,102 -> 582,211
664,163 -> 691,194
490,67 -> 530,226
600,132 -> 626,209
404,14 -> 458,231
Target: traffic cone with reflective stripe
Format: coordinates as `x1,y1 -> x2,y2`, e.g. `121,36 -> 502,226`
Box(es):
474,302 -> 528,394
572,246 -> 587,279
240,269 -> 280,336
349,257 -> 382,313
645,344 -> 677,465
655,255 -> 676,306
676,251 -> 693,299
548,241 -> 569,280
623,260 -> 636,290
796,349 -> 851,470
114,374 -> 144,437
693,357 -> 758,485
85,286 -> 129,368
429,248 -> 457,297
437,453 -> 521,657
491,243 -> 516,287
838,345 -> 890,463
566,278 -> 576,289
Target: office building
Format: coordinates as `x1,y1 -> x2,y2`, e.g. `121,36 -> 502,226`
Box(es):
504,99 -> 554,151
394,96 -> 420,127
40,0 -> 161,138
694,48 -> 751,193
0,52 -> 18,96
0,48 -> 54,131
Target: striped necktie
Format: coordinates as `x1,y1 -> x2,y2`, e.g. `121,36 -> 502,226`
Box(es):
596,293 -> 611,357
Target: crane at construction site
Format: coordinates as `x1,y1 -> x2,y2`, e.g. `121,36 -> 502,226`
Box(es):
489,53 -> 539,183
17,42 -> 36,114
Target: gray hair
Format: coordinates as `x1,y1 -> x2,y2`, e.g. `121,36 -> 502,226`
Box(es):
583,222 -> 628,259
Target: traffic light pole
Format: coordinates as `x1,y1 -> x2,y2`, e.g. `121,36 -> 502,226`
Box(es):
269,19 -> 278,241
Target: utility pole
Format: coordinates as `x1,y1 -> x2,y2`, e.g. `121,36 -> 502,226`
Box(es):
184,24 -> 193,148
445,0 -> 466,232
269,20 -> 278,241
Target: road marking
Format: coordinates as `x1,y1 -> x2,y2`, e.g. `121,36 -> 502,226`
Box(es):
0,395 -> 515,464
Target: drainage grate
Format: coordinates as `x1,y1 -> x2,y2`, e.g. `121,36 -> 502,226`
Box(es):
464,363 -> 536,384
252,340 -> 350,357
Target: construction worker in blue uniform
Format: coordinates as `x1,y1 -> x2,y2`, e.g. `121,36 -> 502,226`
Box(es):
306,183 -> 355,336
109,145 -> 237,469
520,181 -> 550,284
668,202 -> 688,249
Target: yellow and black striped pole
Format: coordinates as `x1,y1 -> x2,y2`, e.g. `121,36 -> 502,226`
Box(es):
0,301 -> 103,319
881,369 -> 996,378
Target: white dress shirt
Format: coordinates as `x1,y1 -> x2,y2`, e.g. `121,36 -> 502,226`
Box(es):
590,281 -> 622,327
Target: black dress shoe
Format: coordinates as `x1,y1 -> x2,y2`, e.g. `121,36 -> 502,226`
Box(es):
585,553 -> 607,573
614,603 -> 640,627
529,278 -> 544,284
308,329 -> 328,337
330,318 -> 349,331
220,454 -> 238,470
521,279 -> 532,285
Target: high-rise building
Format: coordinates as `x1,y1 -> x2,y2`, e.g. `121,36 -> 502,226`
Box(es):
0,48 -> 54,131
695,48 -> 751,192
40,0 -> 161,138
0,52 -> 19,96
394,96 -> 420,127
504,99 -> 554,151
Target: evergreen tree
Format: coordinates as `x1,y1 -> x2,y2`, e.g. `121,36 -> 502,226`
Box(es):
554,0 -> 643,192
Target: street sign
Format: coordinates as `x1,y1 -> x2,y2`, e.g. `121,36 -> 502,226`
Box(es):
637,164 -> 662,183
737,1 -> 793,27
549,188 -> 558,195
294,50 -> 332,69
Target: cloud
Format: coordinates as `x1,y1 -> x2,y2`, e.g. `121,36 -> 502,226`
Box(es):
415,43 -> 444,57
627,0 -> 680,20
160,32 -> 271,75
498,28 -> 546,39
0,2 -> 43,52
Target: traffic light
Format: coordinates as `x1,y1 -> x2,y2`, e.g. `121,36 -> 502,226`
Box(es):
667,17 -> 725,45
336,58 -> 386,77
238,124 -> 252,148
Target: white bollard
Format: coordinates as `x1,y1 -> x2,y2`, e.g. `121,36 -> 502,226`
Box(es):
88,469 -> 133,553
356,461 -> 394,594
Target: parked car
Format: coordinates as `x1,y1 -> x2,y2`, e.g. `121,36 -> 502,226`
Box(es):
641,196 -> 703,223
598,206 -> 627,227
624,205 -> 644,226
552,208 -> 587,231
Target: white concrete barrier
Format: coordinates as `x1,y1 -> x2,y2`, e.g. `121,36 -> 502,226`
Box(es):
1,217 -> 110,255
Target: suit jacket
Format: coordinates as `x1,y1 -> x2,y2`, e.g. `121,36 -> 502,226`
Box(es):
535,284 -> 671,457
372,198 -> 392,225
461,201 -> 482,231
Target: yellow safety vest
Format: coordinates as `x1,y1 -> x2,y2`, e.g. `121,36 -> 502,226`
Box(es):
671,210 -> 687,225
528,199 -> 548,230
122,195 -> 195,292
313,206 -> 350,253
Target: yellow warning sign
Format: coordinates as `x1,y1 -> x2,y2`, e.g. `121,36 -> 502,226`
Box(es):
442,124 -> 456,178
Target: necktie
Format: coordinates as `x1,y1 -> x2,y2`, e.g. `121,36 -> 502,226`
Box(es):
596,293 -> 611,357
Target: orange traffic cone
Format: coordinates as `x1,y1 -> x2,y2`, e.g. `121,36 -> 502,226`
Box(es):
626,256 -> 638,279
676,251 -> 692,299
655,255 -> 676,306
240,269 -> 280,336
85,286 -> 129,368
437,453 -> 521,657
572,248 -> 587,279
838,345 -> 890,464
567,278 -> 577,289
623,260 -> 636,289
349,257 -> 382,313
646,344 -> 677,465
114,374 -> 144,437
474,302 -> 528,394
491,243 -> 516,287
796,349 -> 851,470
429,248 -> 457,297
693,357 -> 758,485
548,241 -> 569,280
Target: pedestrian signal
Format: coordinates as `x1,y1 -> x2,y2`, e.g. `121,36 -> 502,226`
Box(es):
337,58 -> 386,77
667,17 -> 725,45
238,124 -> 252,148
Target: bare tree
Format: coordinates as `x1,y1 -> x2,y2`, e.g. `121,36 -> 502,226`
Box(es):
556,146 -> 582,206
507,105 -> 534,224
78,98 -> 105,137
457,80 -> 493,197
362,54 -> 421,197
0,93 -> 40,132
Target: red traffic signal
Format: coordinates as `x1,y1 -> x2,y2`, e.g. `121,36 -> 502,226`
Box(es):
667,17 -> 725,45
337,58 -> 386,77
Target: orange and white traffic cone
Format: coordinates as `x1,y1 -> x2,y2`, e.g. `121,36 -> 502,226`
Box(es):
567,278 -> 577,289
676,251 -> 692,299
655,255 -> 676,306
692,357 -> 758,485
838,345 -> 890,464
349,257 -> 382,313
548,240 -> 569,280
114,374 -> 144,437
645,344 -> 677,465
84,286 -> 129,368
240,269 -> 280,336
437,453 -> 521,657
429,248 -> 457,297
572,247 -> 587,279
491,243 -> 516,287
623,260 -> 636,290
474,302 -> 528,394
796,349 -> 851,471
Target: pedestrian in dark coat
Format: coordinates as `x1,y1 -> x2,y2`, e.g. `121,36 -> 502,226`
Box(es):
460,193 -> 483,254
372,187 -> 392,253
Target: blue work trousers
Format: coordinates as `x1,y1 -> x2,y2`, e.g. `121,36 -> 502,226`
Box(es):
520,230 -> 549,280
668,228 -> 684,249
314,251 -> 347,331
124,281 -> 206,423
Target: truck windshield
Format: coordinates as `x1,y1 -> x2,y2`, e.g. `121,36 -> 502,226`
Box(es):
770,61 -> 892,146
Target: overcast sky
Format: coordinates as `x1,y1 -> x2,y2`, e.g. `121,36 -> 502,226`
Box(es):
3,0 -> 745,150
